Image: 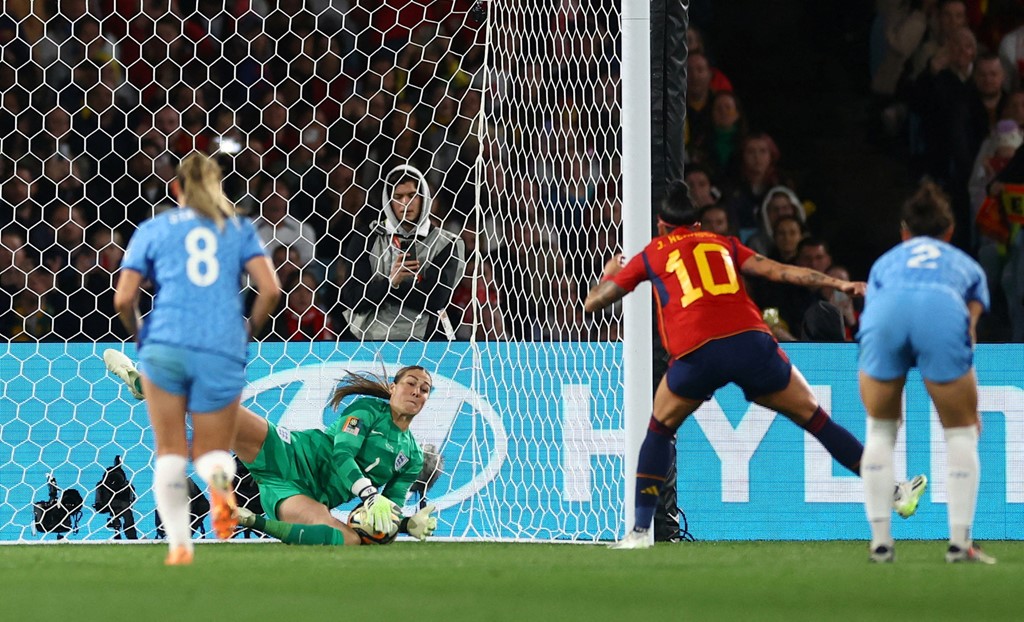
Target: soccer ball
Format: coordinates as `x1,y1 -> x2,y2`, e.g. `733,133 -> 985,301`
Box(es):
347,502 -> 399,545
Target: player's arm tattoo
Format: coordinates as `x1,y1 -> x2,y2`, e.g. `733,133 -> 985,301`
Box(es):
742,255 -> 832,289
777,266 -> 829,287
584,281 -> 626,313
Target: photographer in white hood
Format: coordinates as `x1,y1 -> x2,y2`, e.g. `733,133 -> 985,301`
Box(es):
341,165 -> 466,340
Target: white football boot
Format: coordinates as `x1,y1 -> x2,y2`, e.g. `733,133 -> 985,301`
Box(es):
608,529 -> 653,550
893,474 -> 928,518
103,349 -> 144,400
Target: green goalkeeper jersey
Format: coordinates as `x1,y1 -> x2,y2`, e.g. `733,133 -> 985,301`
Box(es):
244,397 -> 424,515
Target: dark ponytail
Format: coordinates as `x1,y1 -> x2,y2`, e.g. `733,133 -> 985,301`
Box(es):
659,180 -> 699,227
329,365 -> 430,410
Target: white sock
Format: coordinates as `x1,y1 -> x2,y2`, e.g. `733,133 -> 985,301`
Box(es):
862,417 -> 898,548
153,454 -> 192,552
193,450 -> 236,490
944,425 -> 979,550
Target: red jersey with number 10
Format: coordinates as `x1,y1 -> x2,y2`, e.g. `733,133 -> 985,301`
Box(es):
611,226 -> 771,359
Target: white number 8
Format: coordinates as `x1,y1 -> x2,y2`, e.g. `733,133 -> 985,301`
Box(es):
185,227 -> 219,286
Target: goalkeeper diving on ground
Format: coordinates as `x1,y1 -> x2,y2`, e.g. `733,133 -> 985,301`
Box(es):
105,350 -> 439,546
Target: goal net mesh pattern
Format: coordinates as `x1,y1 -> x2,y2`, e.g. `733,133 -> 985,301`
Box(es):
0,1 -> 625,542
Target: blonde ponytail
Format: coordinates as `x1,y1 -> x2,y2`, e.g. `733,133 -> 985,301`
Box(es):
176,152 -> 235,229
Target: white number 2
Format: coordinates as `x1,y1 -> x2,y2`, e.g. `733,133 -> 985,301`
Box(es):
185,227 -> 219,286
906,243 -> 941,269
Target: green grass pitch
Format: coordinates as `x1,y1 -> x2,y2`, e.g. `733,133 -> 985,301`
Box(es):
2,541 -> 1020,621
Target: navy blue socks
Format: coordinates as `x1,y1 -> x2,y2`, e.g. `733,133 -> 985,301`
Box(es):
634,416 -> 677,531
804,406 -> 863,475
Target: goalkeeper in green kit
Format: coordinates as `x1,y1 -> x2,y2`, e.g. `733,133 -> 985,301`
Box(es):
105,351 -> 438,546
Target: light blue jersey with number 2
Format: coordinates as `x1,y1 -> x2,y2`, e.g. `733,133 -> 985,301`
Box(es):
857,237 -> 989,382
121,208 -> 266,363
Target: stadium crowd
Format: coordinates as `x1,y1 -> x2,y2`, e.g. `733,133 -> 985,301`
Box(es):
0,0 -> 1022,343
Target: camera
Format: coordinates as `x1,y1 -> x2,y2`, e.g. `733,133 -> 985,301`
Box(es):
32,474 -> 84,539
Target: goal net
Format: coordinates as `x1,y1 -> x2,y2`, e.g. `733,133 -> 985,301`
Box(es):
0,1 -> 626,542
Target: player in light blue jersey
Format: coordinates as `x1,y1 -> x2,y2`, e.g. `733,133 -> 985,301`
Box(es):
114,153 -> 280,565
858,181 -> 995,564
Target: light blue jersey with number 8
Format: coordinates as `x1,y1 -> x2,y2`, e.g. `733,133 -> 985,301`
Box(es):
121,207 -> 267,362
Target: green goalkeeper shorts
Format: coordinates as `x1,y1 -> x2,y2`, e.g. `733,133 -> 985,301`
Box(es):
243,422 -> 325,521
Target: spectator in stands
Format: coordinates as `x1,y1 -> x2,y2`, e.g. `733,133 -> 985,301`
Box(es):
746,186 -> 806,257
684,165 -> 721,209
870,0 -> 933,104
4,165 -> 39,234
686,26 -> 734,92
117,141 -> 176,226
0,228 -> 30,290
0,228 -> 32,337
253,179 -> 317,267
750,219 -> 814,337
800,300 -> 847,342
974,52 -> 1009,130
969,119 -> 1022,228
797,236 -> 834,275
316,159 -> 370,270
35,154 -> 87,211
912,27 -> 988,247
271,246 -> 302,294
8,267 -> 71,341
988,146 -> 1024,340
1000,89 -> 1024,128
32,202 -> 88,279
723,132 -> 787,240
253,91 -> 300,176
452,255 -> 507,340
1000,21 -> 1024,90
65,228 -> 131,341
781,236 -> 843,341
147,102 -> 199,158
76,79 -> 135,220
699,204 -> 733,236
768,215 -> 807,264
340,164 -> 465,341
685,52 -> 719,152
278,272 -> 337,341
822,264 -> 860,340
695,91 -> 747,179
913,0 -> 969,78
33,107 -> 76,161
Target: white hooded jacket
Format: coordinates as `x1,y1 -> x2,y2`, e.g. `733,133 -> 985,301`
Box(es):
340,165 -> 466,340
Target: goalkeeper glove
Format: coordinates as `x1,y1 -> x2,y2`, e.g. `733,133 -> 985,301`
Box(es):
353,478 -> 399,533
402,504 -> 437,541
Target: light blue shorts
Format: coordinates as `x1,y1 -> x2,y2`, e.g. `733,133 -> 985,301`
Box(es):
138,343 -> 245,412
857,291 -> 973,383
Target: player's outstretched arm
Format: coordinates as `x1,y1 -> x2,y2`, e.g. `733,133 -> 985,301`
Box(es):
740,254 -> 867,297
584,254 -> 628,313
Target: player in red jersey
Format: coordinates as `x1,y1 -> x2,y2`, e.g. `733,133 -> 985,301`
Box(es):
586,181 -> 925,548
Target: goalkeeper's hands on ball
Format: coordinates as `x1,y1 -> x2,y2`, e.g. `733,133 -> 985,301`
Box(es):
402,504 -> 438,541
353,478 -> 400,533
